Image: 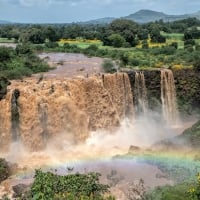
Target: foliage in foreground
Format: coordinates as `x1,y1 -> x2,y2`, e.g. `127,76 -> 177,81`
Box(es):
30,169 -> 113,200
0,158 -> 9,183
144,173 -> 200,200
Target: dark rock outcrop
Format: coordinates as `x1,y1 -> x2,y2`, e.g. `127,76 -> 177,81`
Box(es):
0,76 -> 10,100
0,158 -> 9,183
128,68 -> 200,116
12,184 -> 31,199
173,69 -> 200,116
128,69 -> 161,112
11,89 -> 20,141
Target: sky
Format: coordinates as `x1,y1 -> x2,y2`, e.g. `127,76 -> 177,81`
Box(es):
0,0 -> 200,23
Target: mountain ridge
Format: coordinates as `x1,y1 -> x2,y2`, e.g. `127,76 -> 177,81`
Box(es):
0,20 -> 12,24
85,9 -> 200,24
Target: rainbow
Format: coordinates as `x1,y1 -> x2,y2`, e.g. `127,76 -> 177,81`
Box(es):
13,149 -> 200,184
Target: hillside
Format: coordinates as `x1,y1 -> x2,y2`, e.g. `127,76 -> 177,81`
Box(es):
124,9 -> 189,23
0,20 -> 11,24
86,9 -> 200,24
81,17 -> 116,25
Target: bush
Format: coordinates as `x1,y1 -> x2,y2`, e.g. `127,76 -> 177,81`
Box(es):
3,67 -> 32,79
45,42 -> 59,48
0,44 -> 50,80
188,173 -> 200,200
102,59 -> 117,73
193,59 -> 200,71
108,34 -> 125,48
31,169 -> 111,200
0,158 -> 9,183
144,183 -> 192,200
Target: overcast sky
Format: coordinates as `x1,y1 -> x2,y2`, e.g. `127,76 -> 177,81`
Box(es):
0,0 -> 200,23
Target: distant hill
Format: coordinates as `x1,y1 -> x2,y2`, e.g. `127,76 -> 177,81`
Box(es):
190,10 -> 200,20
85,9 -> 200,24
124,9 -> 190,23
0,20 -> 11,24
81,17 -> 116,25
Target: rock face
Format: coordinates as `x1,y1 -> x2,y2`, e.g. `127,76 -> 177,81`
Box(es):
0,159 -> 9,183
180,120 -> 200,148
0,73 -> 134,151
173,69 -> 200,116
128,70 -> 161,113
128,68 -> 200,116
0,77 -> 10,100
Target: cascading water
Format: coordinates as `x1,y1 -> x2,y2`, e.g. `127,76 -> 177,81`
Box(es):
102,73 -> 134,119
0,73 -> 134,151
161,69 -> 179,126
134,72 -> 148,115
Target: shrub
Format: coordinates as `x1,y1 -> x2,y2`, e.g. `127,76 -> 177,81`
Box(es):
45,42 -> 59,48
31,169 -> 111,200
193,59 -> 200,71
0,158 -> 9,183
102,59 -> 117,73
108,34 -> 125,48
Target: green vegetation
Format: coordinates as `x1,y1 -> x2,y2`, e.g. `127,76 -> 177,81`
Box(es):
145,182 -> 191,200
145,173 -> 200,200
29,169 -> 113,200
0,44 -> 49,79
0,37 -> 15,43
179,120 -> 200,148
0,17 -> 200,75
0,158 -> 9,183
102,59 -> 117,73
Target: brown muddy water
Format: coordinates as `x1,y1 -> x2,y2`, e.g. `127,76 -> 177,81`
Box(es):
38,53 -> 104,78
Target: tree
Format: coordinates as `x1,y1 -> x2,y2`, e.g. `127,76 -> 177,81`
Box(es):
44,26 -> 58,42
142,40 -> 149,49
0,46 -> 13,63
137,28 -> 149,40
109,19 -> 138,46
108,34 -> 125,47
0,46 -> 13,71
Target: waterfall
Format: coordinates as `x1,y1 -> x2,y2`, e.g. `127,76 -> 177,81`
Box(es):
0,73 -> 134,151
134,72 -> 148,115
103,73 -> 134,119
161,69 -> 179,126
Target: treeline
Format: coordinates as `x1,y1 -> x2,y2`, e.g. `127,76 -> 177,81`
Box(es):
1,17 -> 200,48
1,17 -> 200,80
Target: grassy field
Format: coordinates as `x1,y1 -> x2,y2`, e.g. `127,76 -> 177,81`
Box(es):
161,32 -> 184,40
0,37 -> 15,43
59,38 -> 102,48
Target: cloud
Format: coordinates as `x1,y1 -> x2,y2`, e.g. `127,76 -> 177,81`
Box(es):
3,0 -> 154,7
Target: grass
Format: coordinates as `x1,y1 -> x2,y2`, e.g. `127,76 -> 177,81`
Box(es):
0,37 -> 15,43
59,38 -> 103,49
161,32 -> 184,40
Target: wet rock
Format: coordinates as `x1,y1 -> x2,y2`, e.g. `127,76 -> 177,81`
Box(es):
156,173 -> 169,179
128,145 -> 141,154
12,184 -> 31,198
0,158 -> 9,183
0,76 -> 10,100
